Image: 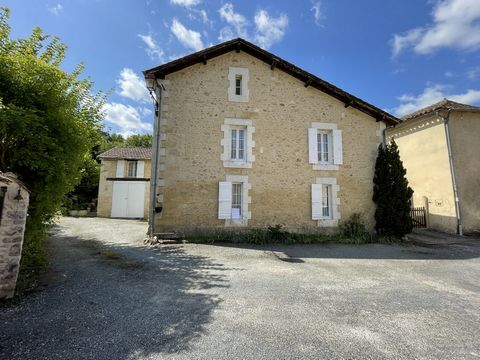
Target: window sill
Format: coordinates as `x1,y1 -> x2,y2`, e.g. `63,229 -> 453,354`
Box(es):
317,219 -> 338,227
225,218 -> 248,227
312,163 -> 339,171
223,160 -> 252,169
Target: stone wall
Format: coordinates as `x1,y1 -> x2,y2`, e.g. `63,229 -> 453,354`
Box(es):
0,173 -> 30,299
153,50 -> 386,233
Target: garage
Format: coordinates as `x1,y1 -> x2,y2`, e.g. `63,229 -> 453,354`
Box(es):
97,147 -> 152,219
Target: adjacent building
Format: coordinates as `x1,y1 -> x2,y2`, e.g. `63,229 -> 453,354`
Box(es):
97,147 -> 151,219
387,99 -> 480,235
143,38 -> 399,235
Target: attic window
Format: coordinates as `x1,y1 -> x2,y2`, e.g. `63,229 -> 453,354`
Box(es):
228,67 -> 249,102
235,75 -> 242,95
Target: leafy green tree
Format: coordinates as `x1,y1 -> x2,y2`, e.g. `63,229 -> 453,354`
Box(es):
0,7 -> 105,288
372,139 -> 414,238
124,134 -> 152,148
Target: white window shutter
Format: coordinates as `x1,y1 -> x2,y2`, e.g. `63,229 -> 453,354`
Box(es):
333,129 -> 343,165
311,184 -> 323,220
218,181 -> 232,219
116,160 -> 125,177
308,128 -> 318,164
136,161 -> 145,178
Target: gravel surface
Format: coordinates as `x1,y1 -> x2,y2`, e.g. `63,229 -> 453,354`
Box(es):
1,217 -> 479,359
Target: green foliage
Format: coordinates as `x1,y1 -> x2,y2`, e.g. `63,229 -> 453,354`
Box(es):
373,139 -> 414,238
124,134 -> 152,148
184,224 -> 389,245
339,213 -> 371,242
0,8 -> 105,290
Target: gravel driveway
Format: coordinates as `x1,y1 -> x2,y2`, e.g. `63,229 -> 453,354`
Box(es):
1,217 -> 479,359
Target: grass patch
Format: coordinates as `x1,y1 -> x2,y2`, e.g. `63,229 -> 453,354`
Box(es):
185,215 -> 398,245
15,227 -> 48,297
185,226 -> 396,245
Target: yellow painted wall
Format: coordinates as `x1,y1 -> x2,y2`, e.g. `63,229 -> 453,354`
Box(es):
153,51 -> 386,233
387,116 -> 457,233
449,112 -> 480,234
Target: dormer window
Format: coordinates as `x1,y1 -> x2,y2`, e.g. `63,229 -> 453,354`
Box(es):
228,67 -> 249,102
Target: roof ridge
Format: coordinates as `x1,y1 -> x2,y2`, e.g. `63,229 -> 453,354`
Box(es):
144,38 -> 399,126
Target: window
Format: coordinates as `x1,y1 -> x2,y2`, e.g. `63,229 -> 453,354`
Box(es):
221,118 -> 255,168
231,183 -> 242,219
228,67 -> 249,102
312,178 -> 340,226
308,123 -> 343,170
218,176 -> 251,226
230,127 -> 246,160
127,161 -> 137,177
317,131 -> 332,163
322,185 -> 331,218
235,75 -> 242,96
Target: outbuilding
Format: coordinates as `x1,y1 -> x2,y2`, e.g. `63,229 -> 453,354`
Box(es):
97,147 -> 151,219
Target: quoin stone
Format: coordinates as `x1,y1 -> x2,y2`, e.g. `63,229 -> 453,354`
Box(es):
0,172 -> 30,299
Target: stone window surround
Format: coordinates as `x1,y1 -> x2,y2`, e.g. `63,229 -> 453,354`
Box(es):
221,118 -> 255,168
225,175 -> 252,227
310,122 -> 341,171
228,67 -> 249,102
315,177 -> 341,227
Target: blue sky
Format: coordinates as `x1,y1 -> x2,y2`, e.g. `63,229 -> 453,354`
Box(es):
3,0 -> 480,135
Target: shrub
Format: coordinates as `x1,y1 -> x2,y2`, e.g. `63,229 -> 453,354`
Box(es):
373,140 -> 414,238
339,213 -> 370,242
0,8 -> 105,292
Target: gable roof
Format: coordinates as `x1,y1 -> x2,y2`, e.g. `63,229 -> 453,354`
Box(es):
98,147 -> 152,160
143,38 -> 399,126
401,99 -> 480,122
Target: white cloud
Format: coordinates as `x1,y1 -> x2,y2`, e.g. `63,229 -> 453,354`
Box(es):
171,18 -> 204,51
217,4 -> 289,48
392,84 -> 480,116
467,66 -> 480,80
218,3 -> 247,38
103,103 -> 152,136
117,68 -> 150,103
254,10 -> 288,49
188,9 -> 211,25
48,4 -> 63,15
199,10 -> 210,24
138,33 -> 165,62
170,0 -> 201,8
311,1 -> 324,26
391,0 -> 480,56
391,28 -> 423,58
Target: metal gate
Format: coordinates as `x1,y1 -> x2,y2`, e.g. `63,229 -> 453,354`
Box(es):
410,207 -> 427,228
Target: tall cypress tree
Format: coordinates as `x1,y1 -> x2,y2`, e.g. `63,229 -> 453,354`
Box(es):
373,140 -> 413,238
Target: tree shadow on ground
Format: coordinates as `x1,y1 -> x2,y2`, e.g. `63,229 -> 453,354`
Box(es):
0,226 -> 234,360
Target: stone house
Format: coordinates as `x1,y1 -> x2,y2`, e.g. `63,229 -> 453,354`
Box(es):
387,99 -> 480,235
97,147 -> 151,219
143,38 -> 398,235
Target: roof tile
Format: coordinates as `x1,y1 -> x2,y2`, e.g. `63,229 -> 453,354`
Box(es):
98,147 -> 152,160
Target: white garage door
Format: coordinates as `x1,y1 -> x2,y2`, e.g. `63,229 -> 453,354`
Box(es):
111,181 -> 146,218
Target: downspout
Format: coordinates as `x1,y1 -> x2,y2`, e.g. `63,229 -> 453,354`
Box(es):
149,80 -> 163,238
437,109 -> 463,235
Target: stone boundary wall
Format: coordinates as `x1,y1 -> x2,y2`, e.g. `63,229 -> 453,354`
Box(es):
0,172 -> 30,299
